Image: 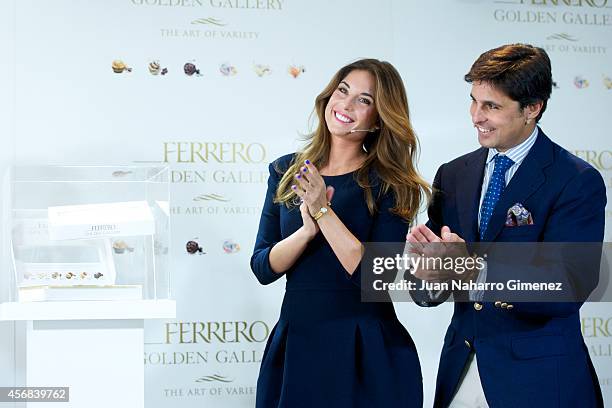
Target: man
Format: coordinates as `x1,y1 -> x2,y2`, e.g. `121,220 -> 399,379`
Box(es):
408,44 -> 606,407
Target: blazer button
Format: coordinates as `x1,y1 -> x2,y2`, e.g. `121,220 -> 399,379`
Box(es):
464,340 -> 471,349
507,304 -> 514,310
501,302 -> 508,309
473,302 -> 483,311
494,301 -> 502,308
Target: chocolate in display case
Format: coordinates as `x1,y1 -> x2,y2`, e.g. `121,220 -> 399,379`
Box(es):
2,166 -> 171,303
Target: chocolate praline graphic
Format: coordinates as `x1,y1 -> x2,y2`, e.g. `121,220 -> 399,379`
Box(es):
112,60 -> 132,73
112,239 -> 134,254
223,240 -> 240,254
148,60 -> 161,75
186,240 -> 204,254
220,63 -> 237,76
184,62 -> 200,76
253,63 -> 271,77
288,65 -> 305,78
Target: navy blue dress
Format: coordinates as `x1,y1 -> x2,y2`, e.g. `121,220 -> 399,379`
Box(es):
251,154 -> 423,408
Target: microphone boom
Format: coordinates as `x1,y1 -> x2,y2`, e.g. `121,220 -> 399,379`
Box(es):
349,127 -> 377,133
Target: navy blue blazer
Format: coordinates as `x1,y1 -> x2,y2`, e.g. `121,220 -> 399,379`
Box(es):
424,129 -> 606,408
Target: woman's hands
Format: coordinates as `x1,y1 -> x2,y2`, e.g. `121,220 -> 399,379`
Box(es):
292,160 -> 334,216
292,160 -> 335,239
290,160 -> 361,275
298,202 -> 319,239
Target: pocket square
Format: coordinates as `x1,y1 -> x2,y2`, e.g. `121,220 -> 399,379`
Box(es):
506,203 -> 534,226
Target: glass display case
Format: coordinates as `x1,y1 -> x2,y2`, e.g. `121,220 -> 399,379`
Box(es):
2,166 -> 170,303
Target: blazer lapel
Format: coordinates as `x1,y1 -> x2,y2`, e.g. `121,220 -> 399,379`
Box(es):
456,148 -> 487,243
482,130 -> 554,242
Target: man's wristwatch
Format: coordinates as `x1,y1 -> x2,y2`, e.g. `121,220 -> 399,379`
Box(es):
313,202 -> 332,221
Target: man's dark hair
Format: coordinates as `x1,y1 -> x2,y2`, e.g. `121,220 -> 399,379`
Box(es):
465,43 -> 553,122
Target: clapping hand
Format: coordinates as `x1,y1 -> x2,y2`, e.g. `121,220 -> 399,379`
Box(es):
292,160 -> 334,239
291,160 -> 334,217
406,225 -> 476,282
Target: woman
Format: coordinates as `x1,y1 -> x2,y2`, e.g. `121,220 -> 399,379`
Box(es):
251,59 -> 430,407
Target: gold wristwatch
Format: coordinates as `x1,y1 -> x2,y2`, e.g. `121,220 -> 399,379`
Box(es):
313,202 -> 332,221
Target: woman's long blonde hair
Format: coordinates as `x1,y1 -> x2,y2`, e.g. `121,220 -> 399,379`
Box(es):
274,58 -> 430,222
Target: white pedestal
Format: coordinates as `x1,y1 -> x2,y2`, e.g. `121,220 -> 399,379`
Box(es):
0,300 -> 175,408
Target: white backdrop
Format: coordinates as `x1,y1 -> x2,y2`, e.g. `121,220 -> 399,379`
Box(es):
0,0 -> 610,407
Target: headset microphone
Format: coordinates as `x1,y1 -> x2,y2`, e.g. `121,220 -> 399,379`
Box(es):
348,126 -> 379,134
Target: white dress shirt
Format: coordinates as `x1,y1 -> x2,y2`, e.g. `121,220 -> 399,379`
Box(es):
451,127 -> 540,407
470,126 -> 539,301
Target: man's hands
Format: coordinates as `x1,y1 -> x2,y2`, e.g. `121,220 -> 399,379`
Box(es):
406,225 -> 479,283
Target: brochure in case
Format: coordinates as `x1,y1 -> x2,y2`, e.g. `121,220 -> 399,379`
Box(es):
48,201 -> 155,241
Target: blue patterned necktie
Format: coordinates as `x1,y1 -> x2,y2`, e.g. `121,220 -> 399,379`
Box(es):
479,154 -> 515,240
